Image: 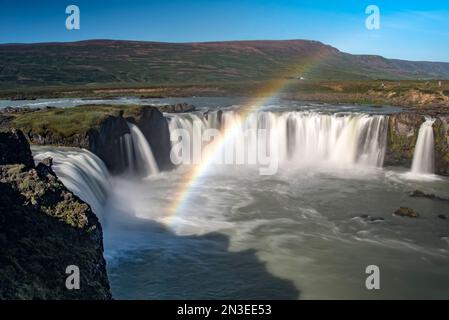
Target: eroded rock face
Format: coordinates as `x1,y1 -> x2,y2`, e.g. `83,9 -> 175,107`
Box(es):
87,107 -> 174,173
88,113 -> 130,174
158,103 -> 195,113
0,104 -> 182,174
134,106 -> 174,171
433,116 -> 449,176
386,113 -> 449,175
385,113 -> 423,167
393,207 -> 419,218
25,131 -> 89,148
0,129 -> 34,169
0,130 -> 111,299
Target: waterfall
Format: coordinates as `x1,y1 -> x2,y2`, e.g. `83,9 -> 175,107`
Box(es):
123,133 -> 135,173
116,123 -> 159,176
167,110 -> 388,168
411,118 -> 436,175
32,147 -> 112,218
127,122 -> 159,176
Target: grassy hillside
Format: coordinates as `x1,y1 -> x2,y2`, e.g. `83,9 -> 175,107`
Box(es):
2,39 -> 449,91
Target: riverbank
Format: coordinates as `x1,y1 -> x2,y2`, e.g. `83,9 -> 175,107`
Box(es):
1,80 -> 449,113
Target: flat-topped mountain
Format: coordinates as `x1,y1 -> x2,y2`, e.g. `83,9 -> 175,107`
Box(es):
1,39 -> 449,89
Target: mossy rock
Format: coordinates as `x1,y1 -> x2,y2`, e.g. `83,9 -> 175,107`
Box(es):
433,117 -> 449,175
0,131 -> 111,299
385,113 -> 423,167
394,207 -> 419,218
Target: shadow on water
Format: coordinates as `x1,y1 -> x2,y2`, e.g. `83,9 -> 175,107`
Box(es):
103,214 -> 300,300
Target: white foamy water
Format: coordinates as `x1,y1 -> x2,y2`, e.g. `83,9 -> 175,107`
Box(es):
32,147 -> 112,219
411,118 -> 436,175
168,110 -> 388,169
127,122 -> 159,177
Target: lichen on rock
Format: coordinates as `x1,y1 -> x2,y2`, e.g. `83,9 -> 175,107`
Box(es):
386,113 -> 449,175
0,130 -> 111,299
393,207 -> 420,218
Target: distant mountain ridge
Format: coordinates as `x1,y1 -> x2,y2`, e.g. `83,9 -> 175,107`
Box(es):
1,39 -> 449,89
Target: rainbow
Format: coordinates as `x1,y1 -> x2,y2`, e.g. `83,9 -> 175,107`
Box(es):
165,51 -> 333,225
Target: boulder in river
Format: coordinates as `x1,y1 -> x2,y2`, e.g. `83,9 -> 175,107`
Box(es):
393,207 -> 420,218
410,189 -> 449,202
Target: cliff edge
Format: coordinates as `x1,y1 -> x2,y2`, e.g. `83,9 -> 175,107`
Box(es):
0,130 -> 111,299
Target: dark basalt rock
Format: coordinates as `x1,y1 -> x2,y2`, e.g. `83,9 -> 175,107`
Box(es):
88,114 -> 130,175
158,103 -> 195,113
0,103 -> 186,174
35,157 -> 56,176
393,207 -> 419,218
0,114 -> 13,127
0,129 -> 35,169
409,189 -> 449,202
410,189 -> 436,199
0,130 -> 111,299
87,106 -> 174,173
135,106 -> 174,171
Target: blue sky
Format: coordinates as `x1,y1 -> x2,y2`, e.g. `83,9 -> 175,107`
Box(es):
1,0 -> 449,61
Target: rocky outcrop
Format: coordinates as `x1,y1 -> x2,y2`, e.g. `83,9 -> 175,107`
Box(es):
393,207 -> 419,218
433,116 -> 449,175
409,189 -> 449,202
0,131 -> 111,299
158,103 -> 195,113
1,104 -> 176,174
88,106 -> 174,173
0,129 -> 35,168
88,112 -> 130,174
385,113 -> 423,167
25,130 -> 90,148
386,113 -> 449,175
132,107 -> 174,171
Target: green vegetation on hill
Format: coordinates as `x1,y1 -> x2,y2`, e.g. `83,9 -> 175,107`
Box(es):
2,39 -> 449,93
